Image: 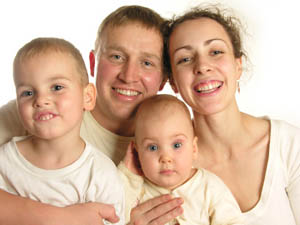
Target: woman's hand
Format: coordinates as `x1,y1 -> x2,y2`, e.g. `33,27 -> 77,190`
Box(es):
128,194 -> 184,225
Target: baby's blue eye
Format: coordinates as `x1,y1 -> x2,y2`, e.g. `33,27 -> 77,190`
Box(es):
173,142 -> 182,149
52,85 -> 63,91
148,145 -> 158,151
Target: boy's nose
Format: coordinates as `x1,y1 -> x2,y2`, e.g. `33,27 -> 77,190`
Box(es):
33,93 -> 50,108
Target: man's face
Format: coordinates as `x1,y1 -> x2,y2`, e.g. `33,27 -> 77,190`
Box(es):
93,23 -> 164,134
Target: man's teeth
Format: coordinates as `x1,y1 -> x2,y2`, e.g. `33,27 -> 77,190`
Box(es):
40,114 -> 54,121
115,88 -> 139,96
197,83 -> 221,93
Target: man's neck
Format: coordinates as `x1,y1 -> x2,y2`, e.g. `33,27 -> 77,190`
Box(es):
91,109 -> 135,137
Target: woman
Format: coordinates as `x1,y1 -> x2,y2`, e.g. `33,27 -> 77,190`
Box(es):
163,5 -> 300,225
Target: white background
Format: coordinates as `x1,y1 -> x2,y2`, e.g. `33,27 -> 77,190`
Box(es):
0,0 -> 299,127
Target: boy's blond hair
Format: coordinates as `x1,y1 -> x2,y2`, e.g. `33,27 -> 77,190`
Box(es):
13,37 -> 89,85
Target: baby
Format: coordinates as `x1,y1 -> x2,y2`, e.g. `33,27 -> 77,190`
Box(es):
119,94 -> 244,225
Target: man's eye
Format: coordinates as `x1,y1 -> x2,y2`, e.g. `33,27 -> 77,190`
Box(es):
211,50 -> 223,55
52,85 -> 64,91
148,145 -> 158,151
21,91 -> 33,97
143,61 -> 153,67
111,55 -> 122,60
173,142 -> 182,149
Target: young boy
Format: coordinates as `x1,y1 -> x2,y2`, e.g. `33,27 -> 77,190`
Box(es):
0,37 -> 124,224
119,94 -> 244,225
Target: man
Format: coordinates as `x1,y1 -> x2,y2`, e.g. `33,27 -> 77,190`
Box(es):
0,5 -> 182,225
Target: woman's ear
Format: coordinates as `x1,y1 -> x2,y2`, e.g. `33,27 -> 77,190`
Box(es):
89,50 -> 95,77
83,83 -> 97,111
236,57 -> 243,80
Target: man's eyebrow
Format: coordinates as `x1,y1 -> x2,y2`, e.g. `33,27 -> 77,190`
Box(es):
141,52 -> 161,61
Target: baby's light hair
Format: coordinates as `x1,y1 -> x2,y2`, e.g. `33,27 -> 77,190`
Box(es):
135,94 -> 194,136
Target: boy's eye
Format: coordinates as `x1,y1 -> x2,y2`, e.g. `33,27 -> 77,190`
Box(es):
173,142 -> 182,149
113,55 -> 121,60
52,85 -> 63,91
148,145 -> 158,151
20,90 -> 34,97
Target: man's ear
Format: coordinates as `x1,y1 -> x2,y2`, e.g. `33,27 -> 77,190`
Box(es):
169,77 -> 179,93
83,83 -> 97,111
89,50 -> 95,77
159,77 -> 168,91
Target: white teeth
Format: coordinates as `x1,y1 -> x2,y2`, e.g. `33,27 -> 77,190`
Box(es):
197,82 -> 221,93
115,88 -> 139,96
39,114 -> 53,121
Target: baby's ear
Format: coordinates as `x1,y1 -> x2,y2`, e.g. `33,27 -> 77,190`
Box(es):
124,141 -> 143,176
83,83 -> 96,111
192,136 -> 198,159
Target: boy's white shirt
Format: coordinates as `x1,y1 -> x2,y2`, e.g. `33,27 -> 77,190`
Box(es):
0,136 -> 125,225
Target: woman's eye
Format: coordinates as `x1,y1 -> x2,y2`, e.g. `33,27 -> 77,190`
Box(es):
52,85 -> 64,91
177,57 -> 191,65
148,145 -> 158,151
173,142 -> 182,149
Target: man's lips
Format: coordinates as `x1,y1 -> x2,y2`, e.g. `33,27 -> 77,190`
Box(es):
113,87 -> 140,96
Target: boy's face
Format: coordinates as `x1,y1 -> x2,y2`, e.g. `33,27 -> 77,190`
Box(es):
93,23 -> 164,133
135,106 -> 198,190
14,51 -> 92,140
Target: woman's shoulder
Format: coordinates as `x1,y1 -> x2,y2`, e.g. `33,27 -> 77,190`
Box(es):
270,119 -> 300,133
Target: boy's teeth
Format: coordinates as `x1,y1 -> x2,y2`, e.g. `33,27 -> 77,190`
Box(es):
40,114 -> 53,121
115,88 -> 139,96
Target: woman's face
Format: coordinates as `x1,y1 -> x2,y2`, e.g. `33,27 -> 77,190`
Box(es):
169,18 -> 242,115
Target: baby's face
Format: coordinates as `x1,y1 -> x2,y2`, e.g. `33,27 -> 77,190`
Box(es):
14,51 -> 86,139
135,107 -> 198,190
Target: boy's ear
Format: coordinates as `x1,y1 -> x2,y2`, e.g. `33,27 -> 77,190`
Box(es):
89,50 -> 95,77
83,83 -> 97,111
